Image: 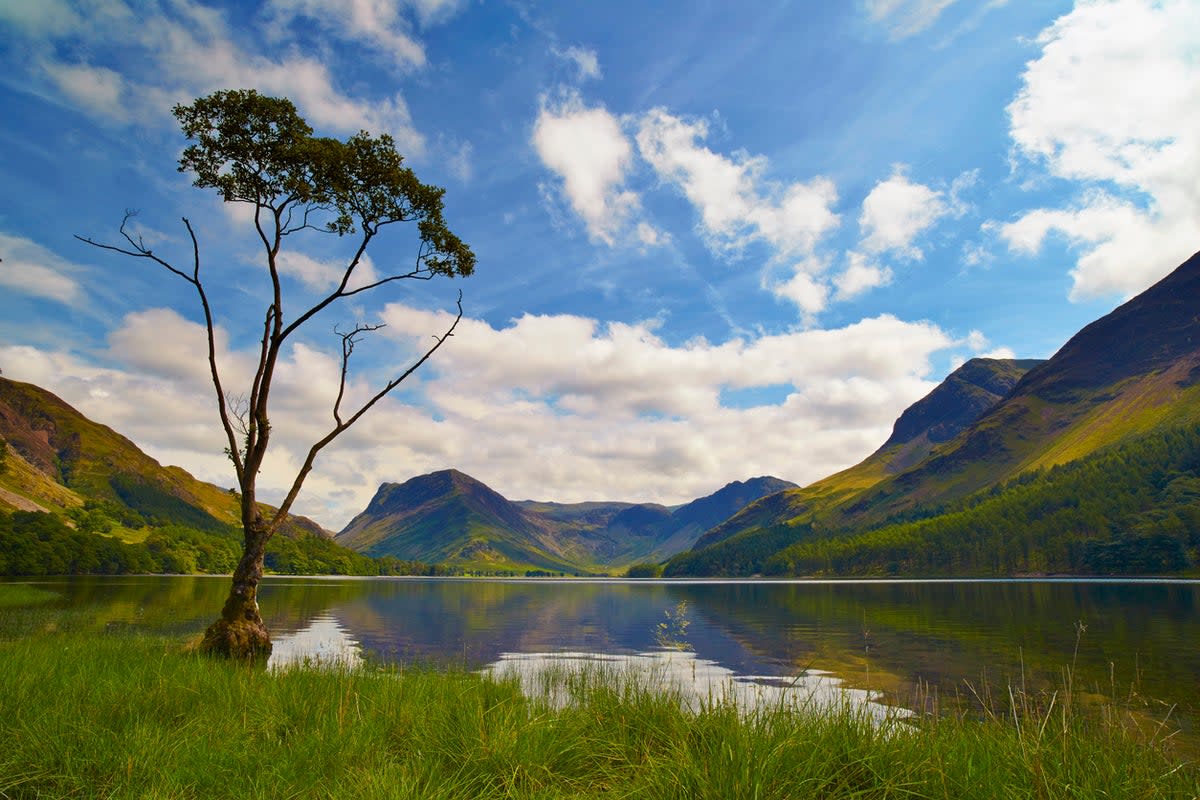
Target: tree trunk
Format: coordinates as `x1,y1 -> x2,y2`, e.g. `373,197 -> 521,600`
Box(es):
199,518 -> 272,660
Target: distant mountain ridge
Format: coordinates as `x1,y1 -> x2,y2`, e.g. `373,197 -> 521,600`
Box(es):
667,248 -> 1200,576
336,471 -> 797,571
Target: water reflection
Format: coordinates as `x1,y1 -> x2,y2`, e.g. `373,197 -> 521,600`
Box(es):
484,651 -> 901,720
268,613 -> 362,670
7,576 -> 1199,736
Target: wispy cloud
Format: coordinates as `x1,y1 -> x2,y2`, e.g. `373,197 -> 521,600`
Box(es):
864,0 -> 959,39
0,233 -> 84,305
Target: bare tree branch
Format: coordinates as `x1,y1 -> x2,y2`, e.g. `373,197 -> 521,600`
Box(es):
75,212 -> 246,482
269,290 -> 464,528
332,322 -> 386,426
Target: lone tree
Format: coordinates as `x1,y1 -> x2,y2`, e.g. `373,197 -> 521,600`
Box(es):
79,89 -> 474,659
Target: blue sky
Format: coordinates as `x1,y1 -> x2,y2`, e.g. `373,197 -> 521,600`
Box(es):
1,0 -> 1197,529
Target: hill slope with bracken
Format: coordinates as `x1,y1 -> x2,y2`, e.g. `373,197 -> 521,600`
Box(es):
667,249 -> 1200,575
0,375 -> 332,542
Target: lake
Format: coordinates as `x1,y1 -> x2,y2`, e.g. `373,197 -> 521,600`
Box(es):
4,575 -> 1198,735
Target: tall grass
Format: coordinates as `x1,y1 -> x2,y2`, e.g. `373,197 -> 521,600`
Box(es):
0,583 -> 57,608
0,627 -> 1195,799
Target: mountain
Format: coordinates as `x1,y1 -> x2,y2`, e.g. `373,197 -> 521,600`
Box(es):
668,249 -> 1200,575
688,357 -> 1042,554
337,471 -> 797,571
0,376 -> 373,576
0,376 -> 239,531
336,469 -> 584,572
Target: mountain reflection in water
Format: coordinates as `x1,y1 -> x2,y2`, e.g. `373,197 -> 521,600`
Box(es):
10,576 -> 1200,741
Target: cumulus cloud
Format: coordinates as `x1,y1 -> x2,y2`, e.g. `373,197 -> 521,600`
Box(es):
276,251 -> 381,294
533,93 -> 640,245
1000,0 -> 1200,300
634,108 -> 841,313
859,168 -> 948,259
636,108 -> 840,259
0,299 -> 964,527
0,233 -> 84,305
835,252 -> 893,299
772,272 -> 830,316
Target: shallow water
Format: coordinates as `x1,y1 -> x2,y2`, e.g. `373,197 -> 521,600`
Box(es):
5,575 -> 1198,729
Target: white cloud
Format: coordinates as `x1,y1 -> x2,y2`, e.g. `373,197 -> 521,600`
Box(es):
835,252 -> 893,299
533,93 -> 639,245
636,108 -> 840,258
42,62 -> 127,120
552,45 -> 602,81
636,222 -> 668,248
444,139 -> 473,181
0,233 -> 83,305
634,108 -> 842,314
0,0 -> 82,34
865,0 -> 959,39
859,168 -> 948,258
1001,0 -> 1200,300
0,302 -> 961,528
263,0 -> 426,69
14,0 -> 424,152
772,273 -> 829,316
276,251 -> 381,294
406,0 -> 465,27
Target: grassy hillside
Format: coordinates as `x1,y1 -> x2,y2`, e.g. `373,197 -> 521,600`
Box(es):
668,423 -> 1200,576
0,377 -> 424,577
692,359 -> 1041,554
670,251 -> 1200,576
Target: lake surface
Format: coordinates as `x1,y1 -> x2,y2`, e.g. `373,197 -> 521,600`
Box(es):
5,576 -> 1198,734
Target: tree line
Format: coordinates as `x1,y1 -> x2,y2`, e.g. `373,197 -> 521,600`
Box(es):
0,510 -> 444,578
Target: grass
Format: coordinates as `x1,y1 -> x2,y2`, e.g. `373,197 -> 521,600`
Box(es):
0,623 -> 1195,800
0,583 -> 58,608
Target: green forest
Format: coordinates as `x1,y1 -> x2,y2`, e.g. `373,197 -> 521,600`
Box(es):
669,424 -> 1200,577
0,509 -> 443,578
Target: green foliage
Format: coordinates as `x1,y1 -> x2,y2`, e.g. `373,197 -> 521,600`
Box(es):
758,425 -> 1200,577
625,562 -> 663,578
664,523 -> 813,577
109,473 -> 229,533
0,510 -> 438,577
174,88 -> 474,277
0,631 -> 1194,798
0,437 -> 7,475
0,512 -> 157,576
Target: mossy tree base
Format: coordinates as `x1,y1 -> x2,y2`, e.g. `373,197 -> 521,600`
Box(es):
198,617 -> 272,661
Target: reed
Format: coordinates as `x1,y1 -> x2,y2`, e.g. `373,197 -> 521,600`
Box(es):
0,624 -> 1195,799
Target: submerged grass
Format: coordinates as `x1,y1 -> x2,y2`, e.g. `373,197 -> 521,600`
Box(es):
0,583 -> 57,608
0,626 -> 1195,800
